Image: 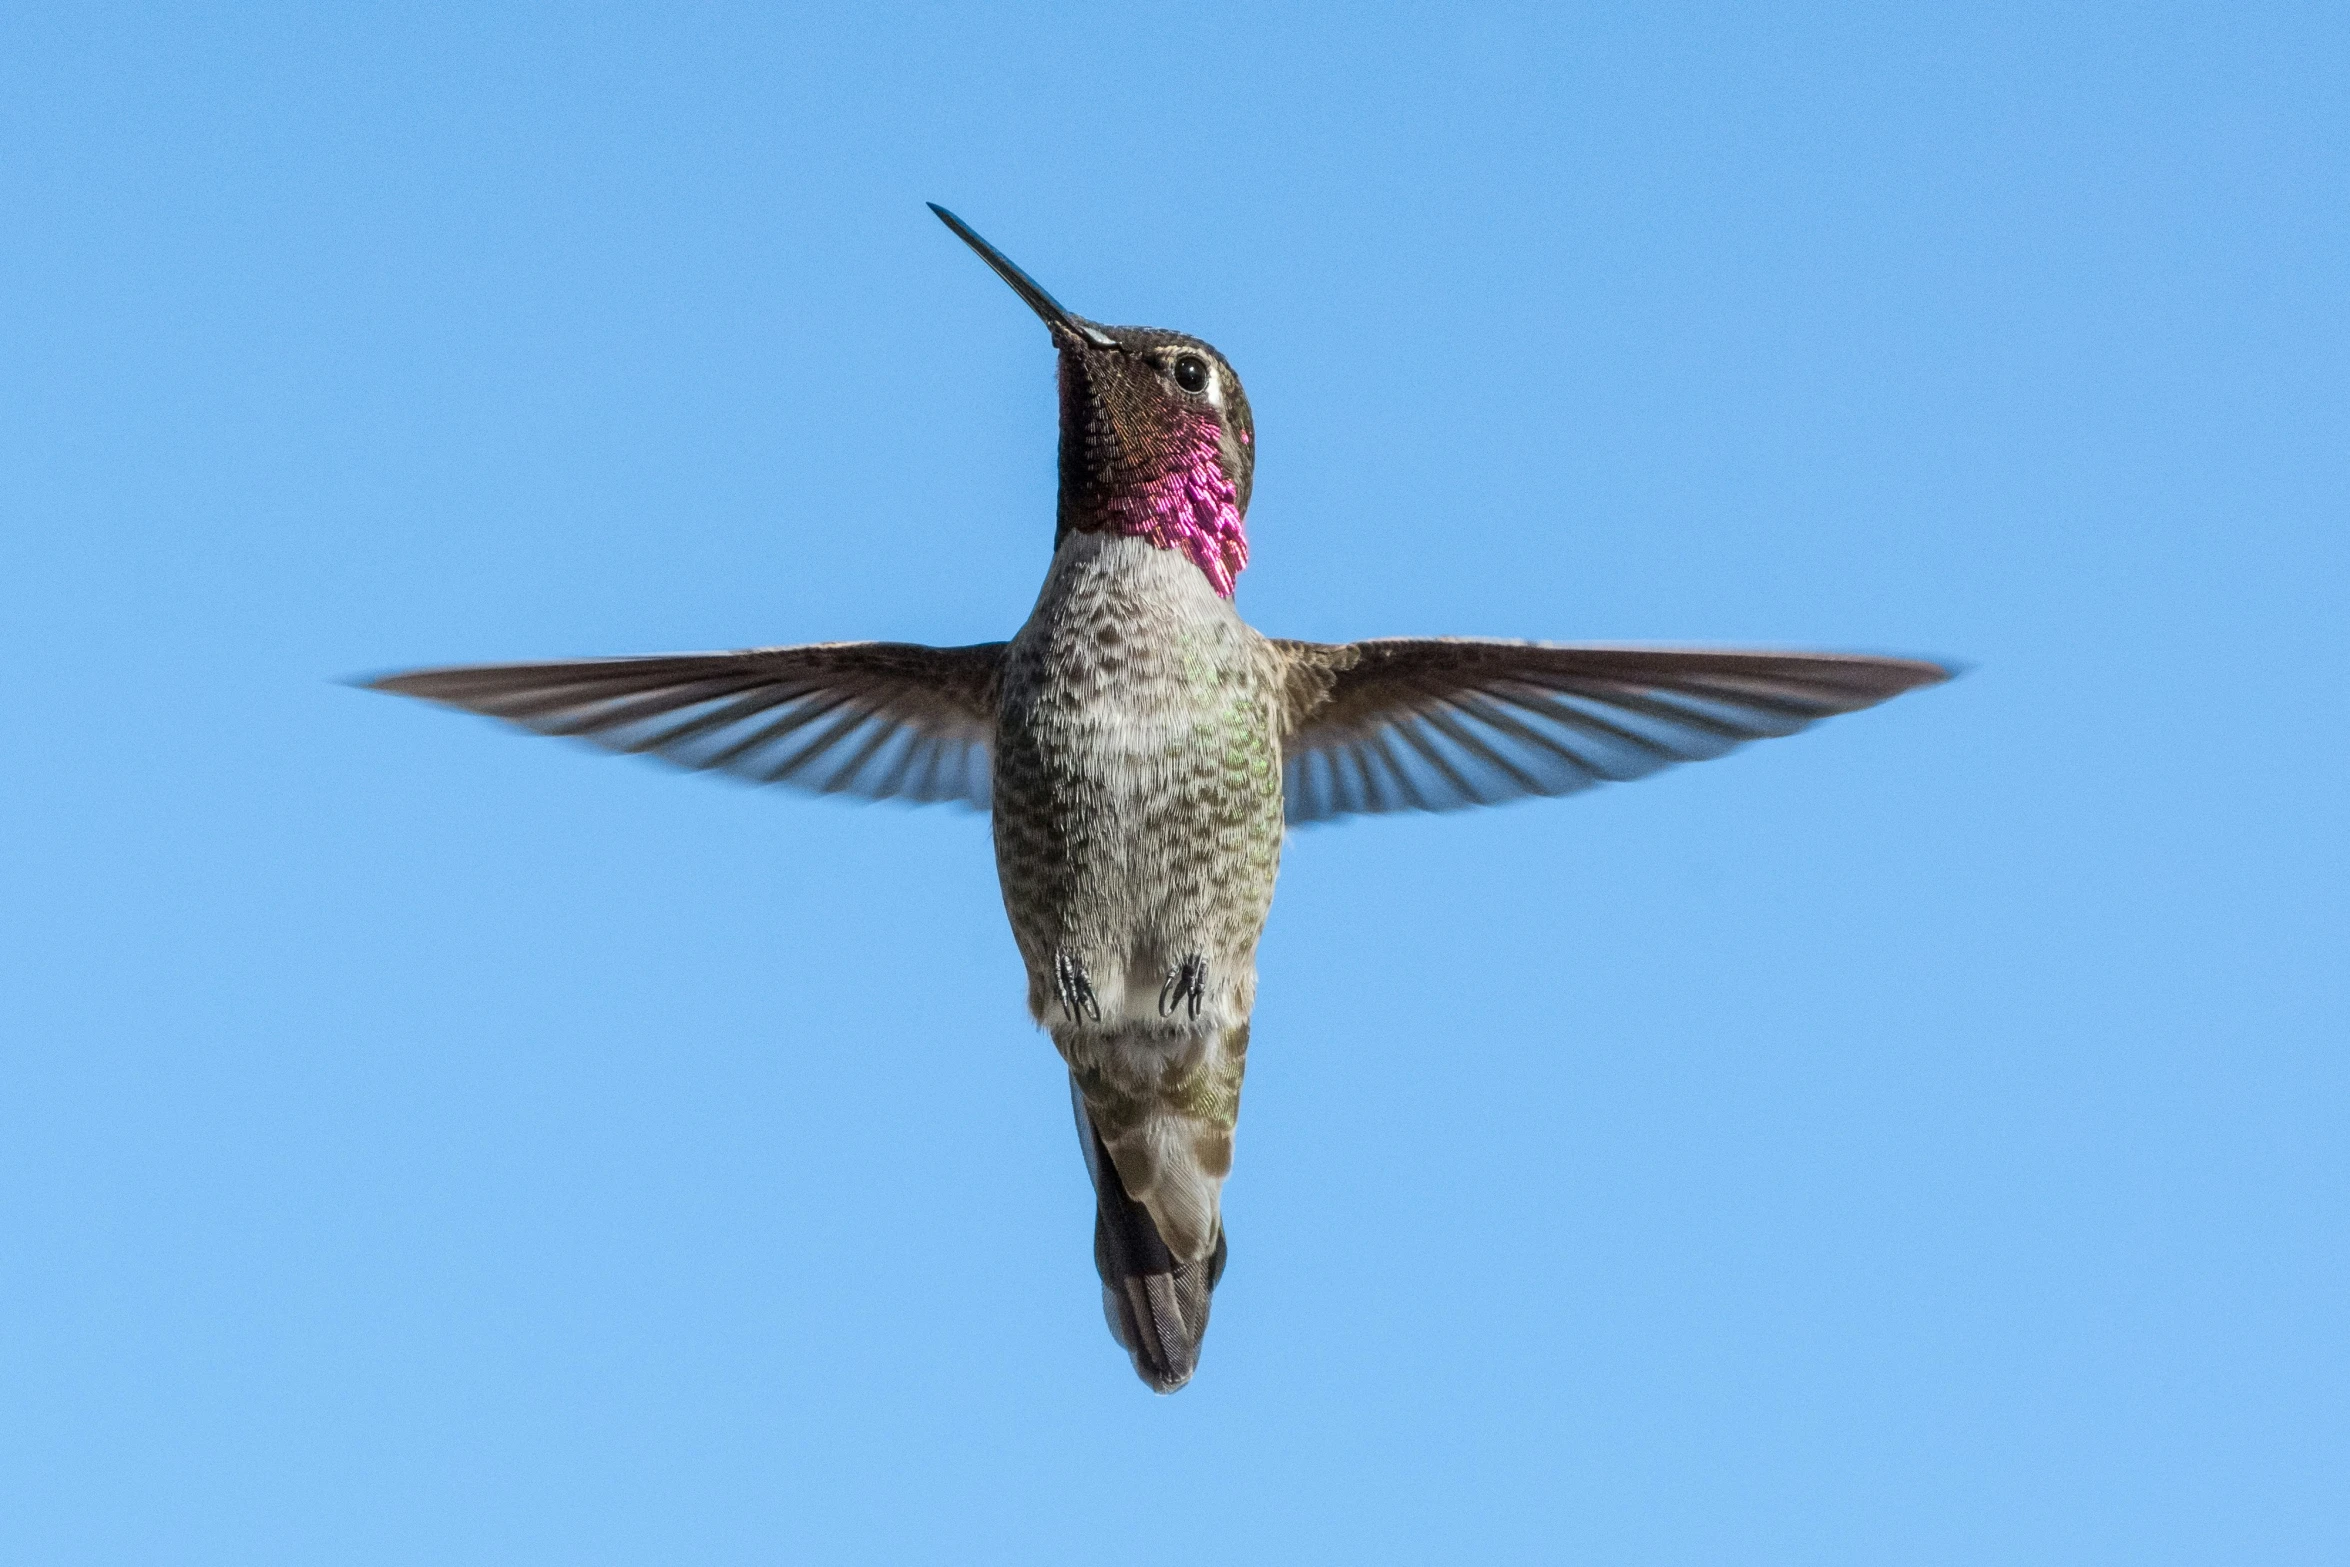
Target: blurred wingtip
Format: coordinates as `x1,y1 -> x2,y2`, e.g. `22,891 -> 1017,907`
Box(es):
344,668 -> 445,700
1829,652 -> 1966,695
1876,655 -> 1968,692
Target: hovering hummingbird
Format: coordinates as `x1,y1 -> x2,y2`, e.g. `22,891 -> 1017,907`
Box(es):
367,204 -> 1951,1392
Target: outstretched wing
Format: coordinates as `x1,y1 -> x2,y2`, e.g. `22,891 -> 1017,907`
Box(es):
365,641 -> 1005,808
1274,639 -> 1951,825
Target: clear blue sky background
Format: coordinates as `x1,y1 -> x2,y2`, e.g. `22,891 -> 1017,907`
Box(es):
5,4 -> 2343,1562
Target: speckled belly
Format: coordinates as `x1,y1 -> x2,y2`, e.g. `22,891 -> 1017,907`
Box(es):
990,535 -> 1285,1029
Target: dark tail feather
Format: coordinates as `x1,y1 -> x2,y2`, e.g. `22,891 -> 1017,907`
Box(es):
1069,1078 -> 1227,1393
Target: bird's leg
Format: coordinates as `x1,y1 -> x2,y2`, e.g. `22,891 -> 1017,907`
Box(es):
1054,949 -> 1101,1024
1159,953 -> 1208,1021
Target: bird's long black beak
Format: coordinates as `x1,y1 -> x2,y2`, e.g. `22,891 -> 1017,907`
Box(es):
929,203 -> 1117,349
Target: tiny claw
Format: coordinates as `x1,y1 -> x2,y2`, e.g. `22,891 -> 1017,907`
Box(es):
1055,950 -> 1100,1024
1159,954 -> 1208,1021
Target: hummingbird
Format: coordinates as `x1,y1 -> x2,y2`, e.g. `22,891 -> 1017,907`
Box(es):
367,204 -> 1952,1393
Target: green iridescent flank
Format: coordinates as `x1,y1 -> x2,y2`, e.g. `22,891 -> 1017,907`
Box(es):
1065,1025 -> 1247,1136
1167,1039 -> 1246,1127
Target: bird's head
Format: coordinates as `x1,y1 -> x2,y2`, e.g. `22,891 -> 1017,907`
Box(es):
931,205 -> 1254,598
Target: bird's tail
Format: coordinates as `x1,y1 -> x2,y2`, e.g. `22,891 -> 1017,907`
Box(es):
1070,1077 -> 1228,1393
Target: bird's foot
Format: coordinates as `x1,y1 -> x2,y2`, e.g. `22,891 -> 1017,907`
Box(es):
1159,954 -> 1208,1021
1054,950 -> 1101,1024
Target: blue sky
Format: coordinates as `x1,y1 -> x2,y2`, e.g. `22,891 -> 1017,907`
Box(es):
4,3 -> 2343,1562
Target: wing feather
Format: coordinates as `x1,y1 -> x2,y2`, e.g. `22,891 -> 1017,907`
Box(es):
1275,639 -> 1950,825
364,641 -> 1005,809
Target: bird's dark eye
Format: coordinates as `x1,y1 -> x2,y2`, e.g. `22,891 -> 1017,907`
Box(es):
1173,354 -> 1210,393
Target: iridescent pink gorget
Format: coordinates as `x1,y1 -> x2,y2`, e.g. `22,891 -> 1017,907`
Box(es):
1095,414 -> 1250,598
